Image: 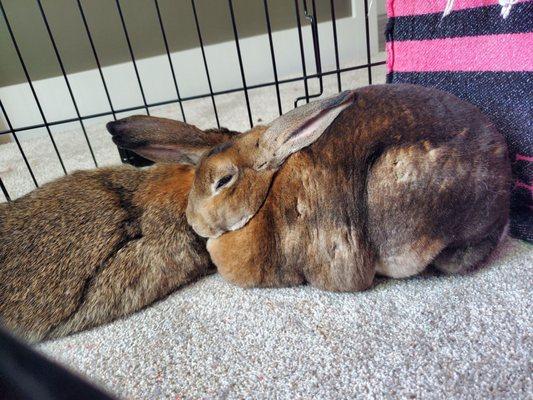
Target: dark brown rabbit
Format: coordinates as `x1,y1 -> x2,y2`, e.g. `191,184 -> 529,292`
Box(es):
181,84 -> 511,291
0,118 -> 236,342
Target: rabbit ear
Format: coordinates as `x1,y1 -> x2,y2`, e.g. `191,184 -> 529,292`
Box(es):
253,91 -> 356,170
106,115 -> 235,165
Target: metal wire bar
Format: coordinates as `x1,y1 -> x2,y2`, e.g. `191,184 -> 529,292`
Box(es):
330,0 -> 342,92
0,61 -> 386,136
0,0 -> 67,174
228,0 -> 253,128
263,0 -> 282,116
36,0 -> 98,166
153,0 -> 186,122
0,100 -> 38,187
115,0 -> 150,115
76,0 -> 128,162
363,0 -> 373,84
294,0 -> 309,105
0,177 -> 10,202
307,0 -> 322,77
191,0 -> 220,128
76,0 -> 117,120
295,0 -> 324,107
1,1 -> 382,197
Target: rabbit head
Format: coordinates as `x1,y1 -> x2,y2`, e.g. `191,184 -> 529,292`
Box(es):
185,90 -> 357,238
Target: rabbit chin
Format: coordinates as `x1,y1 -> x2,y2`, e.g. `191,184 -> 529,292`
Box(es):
227,214 -> 252,232
195,215 -> 251,240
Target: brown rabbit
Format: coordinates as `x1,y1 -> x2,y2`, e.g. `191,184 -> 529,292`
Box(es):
0,118 -> 237,342
182,84 -> 511,291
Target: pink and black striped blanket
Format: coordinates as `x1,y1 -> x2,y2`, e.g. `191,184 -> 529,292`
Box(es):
386,0 -> 533,242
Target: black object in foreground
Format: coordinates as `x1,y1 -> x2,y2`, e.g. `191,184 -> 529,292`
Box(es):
0,325 -> 115,400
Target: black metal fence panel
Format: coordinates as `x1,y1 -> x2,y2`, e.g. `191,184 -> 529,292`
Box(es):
0,0 -> 385,202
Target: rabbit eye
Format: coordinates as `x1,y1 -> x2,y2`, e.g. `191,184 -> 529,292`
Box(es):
215,174 -> 233,191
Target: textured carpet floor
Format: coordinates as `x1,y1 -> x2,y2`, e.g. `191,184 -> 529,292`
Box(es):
37,237 -> 532,399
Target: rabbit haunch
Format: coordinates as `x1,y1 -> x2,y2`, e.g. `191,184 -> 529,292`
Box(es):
184,84 -> 511,291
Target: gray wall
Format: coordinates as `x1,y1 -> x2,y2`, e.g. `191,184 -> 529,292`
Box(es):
0,0 -> 351,87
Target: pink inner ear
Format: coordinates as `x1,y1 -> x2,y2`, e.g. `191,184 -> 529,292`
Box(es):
279,100 -> 353,155
285,115 -> 327,146
136,145 -> 178,160
133,144 -> 201,164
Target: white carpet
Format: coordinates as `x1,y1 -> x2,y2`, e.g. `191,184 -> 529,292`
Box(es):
38,237 -> 532,399
2,64 -> 532,398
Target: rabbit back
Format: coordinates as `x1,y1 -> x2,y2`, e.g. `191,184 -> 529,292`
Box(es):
1,164 -> 212,342
308,84 -> 510,281
0,166 -> 144,341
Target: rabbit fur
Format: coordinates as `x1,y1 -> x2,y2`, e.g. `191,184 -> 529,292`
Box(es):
0,119 -> 236,342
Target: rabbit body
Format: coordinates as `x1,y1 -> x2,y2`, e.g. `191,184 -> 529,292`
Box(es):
0,163 -> 211,342
204,84 -> 511,291
6,83 -> 509,342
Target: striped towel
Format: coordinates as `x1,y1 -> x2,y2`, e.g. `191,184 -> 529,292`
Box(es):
386,0 -> 533,242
